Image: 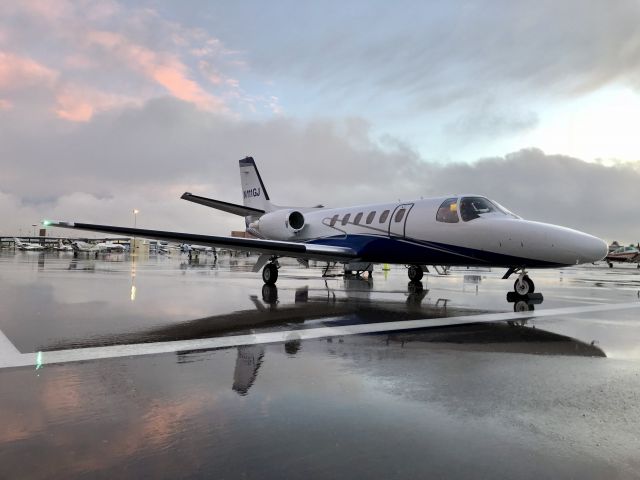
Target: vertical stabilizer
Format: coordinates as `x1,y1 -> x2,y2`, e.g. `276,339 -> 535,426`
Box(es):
239,157 -> 273,212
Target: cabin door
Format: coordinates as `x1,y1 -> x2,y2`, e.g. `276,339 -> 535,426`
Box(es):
388,203 -> 414,238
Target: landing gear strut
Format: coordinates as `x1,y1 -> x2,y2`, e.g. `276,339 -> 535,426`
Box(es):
262,262 -> 279,285
513,272 -> 535,295
408,265 -> 423,282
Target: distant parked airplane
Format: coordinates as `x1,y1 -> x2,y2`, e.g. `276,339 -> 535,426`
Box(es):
605,245 -> 640,268
45,157 -> 608,294
53,239 -> 73,252
71,240 -> 127,254
13,237 -> 44,251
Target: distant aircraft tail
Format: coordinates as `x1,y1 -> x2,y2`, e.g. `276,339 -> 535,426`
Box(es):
239,157 -> 274,213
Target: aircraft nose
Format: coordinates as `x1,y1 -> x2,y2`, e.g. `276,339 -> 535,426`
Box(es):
576,233 -> 608,263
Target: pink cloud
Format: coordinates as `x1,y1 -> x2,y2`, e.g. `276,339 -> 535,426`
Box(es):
0,98 -> 11,110
0,51 -> 58,90
87,30 -> 226,112
55,85 -> 139,122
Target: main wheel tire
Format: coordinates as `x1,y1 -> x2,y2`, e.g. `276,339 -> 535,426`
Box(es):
408,265 -> 423,282
513,275 -> 535,295
262,263 -> 278,285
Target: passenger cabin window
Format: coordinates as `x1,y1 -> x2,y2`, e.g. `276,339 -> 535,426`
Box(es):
379,210 -> 390,223
330,214 -> 339,227
366,211 -> 376,224
341,213 -> 351,226
354,212 -> 363,225
460,197 -> 500,222
436,198 -> 459,223
395,209 -> 406,222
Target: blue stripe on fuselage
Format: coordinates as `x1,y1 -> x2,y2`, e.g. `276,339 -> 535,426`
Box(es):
306,234 -> 564,268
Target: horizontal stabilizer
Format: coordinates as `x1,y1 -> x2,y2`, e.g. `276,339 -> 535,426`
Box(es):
43,221 -> 358,262
181,192 -> 265,217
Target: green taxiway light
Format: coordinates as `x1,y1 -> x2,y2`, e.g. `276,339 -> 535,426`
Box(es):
35,351 -> 43,370
42,220 -> 52,227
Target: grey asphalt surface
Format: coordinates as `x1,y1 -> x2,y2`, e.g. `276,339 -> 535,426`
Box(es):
0,251 -> 639,479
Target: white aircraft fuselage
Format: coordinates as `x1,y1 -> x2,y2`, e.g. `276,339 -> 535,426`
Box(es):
249,196 -> 607,268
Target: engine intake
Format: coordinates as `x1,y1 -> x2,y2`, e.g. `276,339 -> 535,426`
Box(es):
288,211 -> 305,231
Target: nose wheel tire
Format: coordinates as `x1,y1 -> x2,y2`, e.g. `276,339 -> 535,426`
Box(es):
408,265 -> 423,282
262,263 -> 279,285
514,275 -> 535,295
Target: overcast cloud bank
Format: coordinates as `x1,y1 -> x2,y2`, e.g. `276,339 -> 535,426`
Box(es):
1,97 -> 638,243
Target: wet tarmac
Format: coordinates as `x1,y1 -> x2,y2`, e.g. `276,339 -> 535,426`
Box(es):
1,251 -> 639,479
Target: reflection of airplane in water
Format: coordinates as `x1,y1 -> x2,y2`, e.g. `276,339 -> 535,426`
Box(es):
225,321 -> 604,396
44,276 -> 603,395
232,345 -> 265,396
47,277 -> 592,357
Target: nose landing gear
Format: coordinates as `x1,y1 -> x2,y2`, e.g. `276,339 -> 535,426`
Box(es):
513,273 -> 535,295
503,267 -> 536,295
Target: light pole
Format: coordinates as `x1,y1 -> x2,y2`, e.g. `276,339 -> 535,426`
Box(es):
32,224 -> 37,238
132,209 -> 139,254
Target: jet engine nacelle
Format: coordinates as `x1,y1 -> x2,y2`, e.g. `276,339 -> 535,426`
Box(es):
256,209 -> 306,240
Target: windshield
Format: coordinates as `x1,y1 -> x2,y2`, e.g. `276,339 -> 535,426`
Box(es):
459,197 -> 516,222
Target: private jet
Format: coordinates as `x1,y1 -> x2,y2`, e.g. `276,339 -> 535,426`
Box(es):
71,240 -> 127,254
44,157 -> 608,294
13,237 -> 44,251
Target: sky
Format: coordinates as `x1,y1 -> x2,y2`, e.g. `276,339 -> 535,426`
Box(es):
1,0 -> 639,242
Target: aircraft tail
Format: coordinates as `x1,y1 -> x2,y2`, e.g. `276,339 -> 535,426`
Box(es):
239,157 -> 274,212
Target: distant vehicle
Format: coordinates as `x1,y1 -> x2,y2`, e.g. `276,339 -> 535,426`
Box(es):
46,156 -> 608,295
605,245 -> 640,267
13,237 -> 44,251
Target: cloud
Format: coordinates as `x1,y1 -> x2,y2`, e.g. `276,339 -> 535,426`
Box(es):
0,1 -> 261,121
444,99 -> 539,140
85,30 -> 226,112
217,0 -> 640,129
55,84 -> 140,121
0,51 -> 58,90
1,98 -> 638,243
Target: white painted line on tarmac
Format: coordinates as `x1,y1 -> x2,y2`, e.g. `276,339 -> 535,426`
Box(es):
0,328 -> 20,358
0,301 -> 639,369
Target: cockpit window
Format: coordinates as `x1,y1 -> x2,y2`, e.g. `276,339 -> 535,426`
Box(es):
436,198 -> 459,223
459,196 -> 516,221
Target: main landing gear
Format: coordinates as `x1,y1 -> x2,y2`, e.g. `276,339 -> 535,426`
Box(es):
262,262 -> 279,285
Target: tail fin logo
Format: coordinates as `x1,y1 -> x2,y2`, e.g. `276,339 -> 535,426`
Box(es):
243,187 -> 261,199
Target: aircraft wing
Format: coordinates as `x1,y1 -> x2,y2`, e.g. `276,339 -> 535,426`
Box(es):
44,221 -> 358,261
